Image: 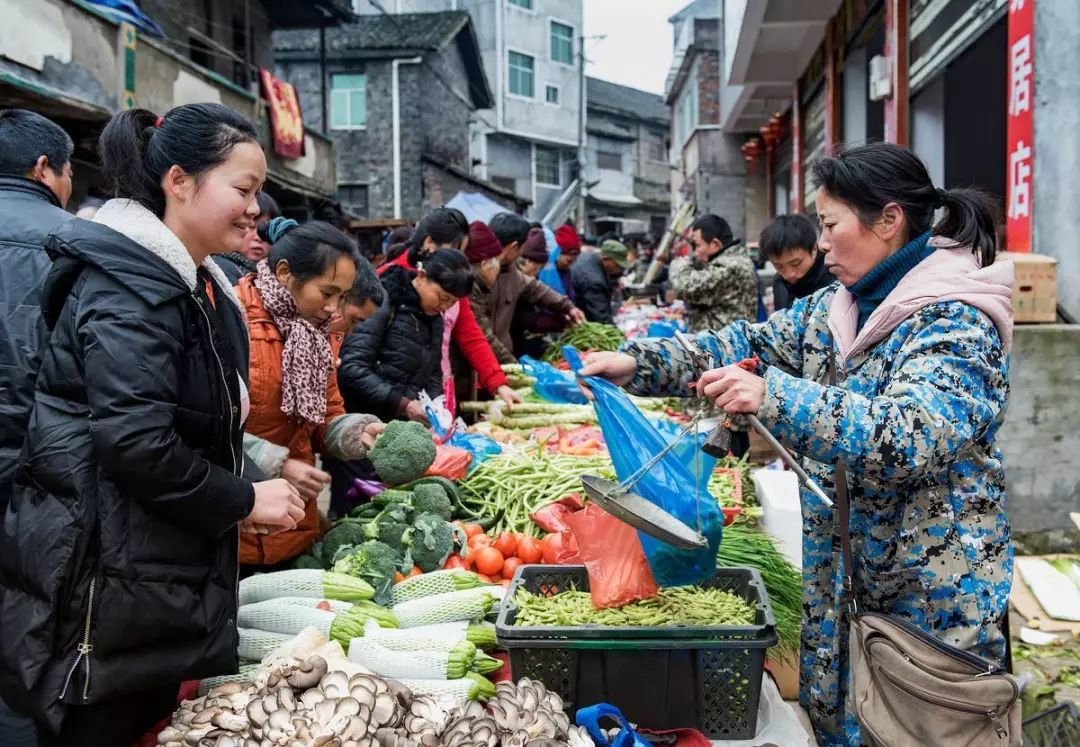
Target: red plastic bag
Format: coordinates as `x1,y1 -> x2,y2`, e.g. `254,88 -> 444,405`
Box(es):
529,493 -> 586,534
423,444 -> 472,480
562,503 -> 658,609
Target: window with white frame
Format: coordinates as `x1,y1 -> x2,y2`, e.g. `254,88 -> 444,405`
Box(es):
550,21 -> 574,65
545,85 -> 560,105
330,73 -> 366,129
508,51 -> 535,97
535,146 -> 560,186
508,0 -> 533,8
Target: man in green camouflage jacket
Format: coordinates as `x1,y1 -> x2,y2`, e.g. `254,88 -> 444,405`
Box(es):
669,214 -> 758,333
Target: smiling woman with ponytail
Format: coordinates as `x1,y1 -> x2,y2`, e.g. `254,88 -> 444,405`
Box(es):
0,105 -> 307,746
579,141 -> 1015,747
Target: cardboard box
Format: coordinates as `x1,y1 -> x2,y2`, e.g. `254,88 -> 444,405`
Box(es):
1001,252 -> 1057,322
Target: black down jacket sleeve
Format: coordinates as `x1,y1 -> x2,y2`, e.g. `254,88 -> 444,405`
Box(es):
338,298 -> 406,416
78,286 -> 253,539
573,277 -> 615,324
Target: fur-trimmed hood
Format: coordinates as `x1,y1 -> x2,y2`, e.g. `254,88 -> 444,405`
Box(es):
381,264 -> 424,312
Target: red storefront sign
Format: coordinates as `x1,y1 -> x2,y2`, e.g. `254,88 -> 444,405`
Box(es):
1006,0 -> 1034,253
260,68 -> 306,159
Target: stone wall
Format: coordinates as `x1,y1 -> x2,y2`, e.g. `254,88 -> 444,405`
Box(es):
998,324 -> 1080,551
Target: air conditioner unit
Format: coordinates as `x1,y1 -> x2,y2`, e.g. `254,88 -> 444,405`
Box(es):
869,54 -> 892,102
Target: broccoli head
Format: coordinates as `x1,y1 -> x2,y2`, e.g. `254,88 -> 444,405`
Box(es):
368,421 -> 436,486
410,483 -> 453,521
363,504 -> 409,549
404,512 -> 456,573
321,521 -> 367,567
332,540 -> 401,604
291,553 -> 325,570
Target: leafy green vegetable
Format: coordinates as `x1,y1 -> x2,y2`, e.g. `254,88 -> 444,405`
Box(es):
332,540 -> 401,604
368,421 -> 437,486
363,504 -> 410,548
403,512 -> 457,573
291,553 -> 325,570
321,522 -> 367,567
410,483 -> 453,520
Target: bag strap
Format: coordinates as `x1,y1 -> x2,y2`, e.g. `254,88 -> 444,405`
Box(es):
828,350 -> 857,614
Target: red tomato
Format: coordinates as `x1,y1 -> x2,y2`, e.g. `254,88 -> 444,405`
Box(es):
393,571 -> 405,584
443,555 -> 467,570
316,600 -> 332,611
493,532 -> 518,558
501,556 -> 523,581
467,533 -> 493,550
474,547 -> 505,576
516,536 -> 543,564
475,572 -> 494,583
409,565 -> 423,577
463,523 -> 484,538
541,533 -> 564,564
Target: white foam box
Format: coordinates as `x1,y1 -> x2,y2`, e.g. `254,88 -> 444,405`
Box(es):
752,469 -> 802,569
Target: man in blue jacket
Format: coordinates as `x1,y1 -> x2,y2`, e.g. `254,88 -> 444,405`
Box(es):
0,109 -> 75,747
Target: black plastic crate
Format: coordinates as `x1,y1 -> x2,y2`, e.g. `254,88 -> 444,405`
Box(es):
495,565 -> 777,740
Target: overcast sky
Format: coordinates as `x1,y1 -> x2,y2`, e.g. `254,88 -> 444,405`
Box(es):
583,0 -> 691,96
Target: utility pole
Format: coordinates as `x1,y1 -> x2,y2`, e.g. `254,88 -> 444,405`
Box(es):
576,32 -> 586,232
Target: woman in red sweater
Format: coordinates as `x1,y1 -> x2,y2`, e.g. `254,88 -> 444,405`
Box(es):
377,208 -> 519,415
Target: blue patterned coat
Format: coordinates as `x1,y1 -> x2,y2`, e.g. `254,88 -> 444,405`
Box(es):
620,251 -> 1013,746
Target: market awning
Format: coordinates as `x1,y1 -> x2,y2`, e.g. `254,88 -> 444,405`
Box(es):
446,191 -> 515,224
593,216 -> 649,234
588,192 -> 643,207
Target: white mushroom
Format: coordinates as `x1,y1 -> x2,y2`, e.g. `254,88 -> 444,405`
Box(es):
320,671 -> 351,699
211,711 -> 248,732
286,655 -> 329,690
300,688 -> 326,711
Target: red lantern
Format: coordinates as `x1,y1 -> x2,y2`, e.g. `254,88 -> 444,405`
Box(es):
768,113 -> 784,143
741,138 -> 762,174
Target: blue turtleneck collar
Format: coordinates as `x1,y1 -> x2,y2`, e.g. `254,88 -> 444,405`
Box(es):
847,230 -> 934,332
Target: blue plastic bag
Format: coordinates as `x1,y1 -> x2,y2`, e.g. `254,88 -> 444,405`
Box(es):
422,396 -> 502,472
565,347 -> 722,586
519,355 -> 588,405
576,704 -> 651,747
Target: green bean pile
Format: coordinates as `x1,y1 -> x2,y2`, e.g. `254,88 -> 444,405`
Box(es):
542,323 -> 626,363
458,451 -> 615,537
511,586 -> 754,627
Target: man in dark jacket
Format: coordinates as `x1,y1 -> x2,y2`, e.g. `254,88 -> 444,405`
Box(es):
572,239 -> 630,324
760,213 -> 836,311
0,110 -> 74,746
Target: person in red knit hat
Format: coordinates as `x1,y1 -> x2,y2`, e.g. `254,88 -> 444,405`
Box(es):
551,223 -> 583,300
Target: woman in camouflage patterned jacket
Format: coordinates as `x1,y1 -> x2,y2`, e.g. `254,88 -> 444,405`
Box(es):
581,143 -> 1014,746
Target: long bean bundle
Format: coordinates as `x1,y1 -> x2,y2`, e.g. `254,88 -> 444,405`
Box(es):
716,522 -> 802,659
511,586 -> 754,627
542,322 -> 626,363
458,451 -> 614,536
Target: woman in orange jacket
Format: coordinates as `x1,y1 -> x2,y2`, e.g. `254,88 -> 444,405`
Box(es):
239,217 -> 387,567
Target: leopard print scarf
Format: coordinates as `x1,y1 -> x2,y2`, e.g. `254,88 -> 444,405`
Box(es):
253,259 -> 333,425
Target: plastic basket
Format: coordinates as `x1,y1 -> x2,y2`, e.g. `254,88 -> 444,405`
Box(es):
495,565 -> 777,740
1023,702 -> 1080,747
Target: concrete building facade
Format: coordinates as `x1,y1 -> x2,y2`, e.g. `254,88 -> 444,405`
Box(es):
274,12 -> 525,222
584,76 -> 671,241
0,0 -> 346,212
354,0 -> 583,222
665,2 -> 751,243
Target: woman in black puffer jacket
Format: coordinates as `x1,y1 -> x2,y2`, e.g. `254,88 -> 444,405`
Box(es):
0,104 -> 305,747
338,249 -> 474,423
